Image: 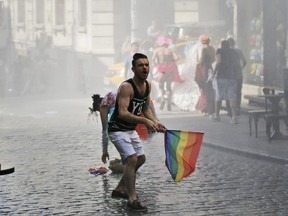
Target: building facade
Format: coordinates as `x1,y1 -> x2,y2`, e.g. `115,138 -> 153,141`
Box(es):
236,0 -> 287,90
2,0 -> 284,96
2,0 -> 221,95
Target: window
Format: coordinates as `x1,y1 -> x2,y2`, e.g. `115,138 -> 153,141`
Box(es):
78,0 -> 87,27
55,0 -> 65,25
17,0 -> 25,23
36,0 -> 44,24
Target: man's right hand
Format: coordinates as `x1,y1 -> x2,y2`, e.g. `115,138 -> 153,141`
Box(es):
102,153 -> 109,164
144,119 -> 159,133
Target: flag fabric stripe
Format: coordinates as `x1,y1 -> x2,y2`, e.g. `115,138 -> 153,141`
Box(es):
164,130 -> 204,182
165,131 -> 179,179
172,131 -> 180,178
182,131 -> 195,179
175,131 -> 187,182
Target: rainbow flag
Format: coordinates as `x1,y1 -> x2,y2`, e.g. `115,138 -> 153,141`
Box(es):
164,130 -> 204,182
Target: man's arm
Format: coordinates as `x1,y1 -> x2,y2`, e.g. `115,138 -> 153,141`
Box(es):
142,96 -> 158,122
142,96 -> 166,133
142,83 -> 166,132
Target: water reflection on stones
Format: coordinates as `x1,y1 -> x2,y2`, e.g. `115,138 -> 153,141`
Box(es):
1,117 -> 288,215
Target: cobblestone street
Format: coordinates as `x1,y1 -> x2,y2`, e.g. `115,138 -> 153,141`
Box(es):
1,97 -> 288,215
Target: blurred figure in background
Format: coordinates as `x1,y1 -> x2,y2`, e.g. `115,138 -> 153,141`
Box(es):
121,35 -> 131,59
195,35 -> 216,117
152,37 -> 182,111
213,40 -> 240,124
172,38 -> 203,111
147,20 -> 161,47
124,42 -> 140,79
226,37 -> 247,115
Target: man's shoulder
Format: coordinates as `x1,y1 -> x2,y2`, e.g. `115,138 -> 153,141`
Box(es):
117,83 -> 133,98
119,79 -> 134,90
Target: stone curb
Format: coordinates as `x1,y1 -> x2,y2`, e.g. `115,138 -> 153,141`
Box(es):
203,142 -> 288,165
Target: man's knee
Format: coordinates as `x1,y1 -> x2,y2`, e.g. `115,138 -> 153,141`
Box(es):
126,154 -> 138,166
137,155 -> 146,166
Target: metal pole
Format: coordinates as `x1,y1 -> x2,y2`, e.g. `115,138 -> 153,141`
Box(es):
233,0 -> 238,41
130,0 -> 137,42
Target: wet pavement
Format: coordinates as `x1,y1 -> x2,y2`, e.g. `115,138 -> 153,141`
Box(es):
1,96 -> 288,215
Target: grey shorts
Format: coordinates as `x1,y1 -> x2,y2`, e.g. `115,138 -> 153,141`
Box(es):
215,78 -> 237,101
108,131 -> 145,163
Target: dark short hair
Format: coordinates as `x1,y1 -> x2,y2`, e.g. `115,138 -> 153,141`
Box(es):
132,53 -> 148,67
227,37 -> 235,46
221,40 -> 230,49
92,94 -> 103,112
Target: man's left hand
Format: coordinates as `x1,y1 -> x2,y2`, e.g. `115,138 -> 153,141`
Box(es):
156,122 -> 166,133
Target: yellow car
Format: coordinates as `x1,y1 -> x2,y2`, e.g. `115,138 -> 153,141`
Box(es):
104,62 -> 125,90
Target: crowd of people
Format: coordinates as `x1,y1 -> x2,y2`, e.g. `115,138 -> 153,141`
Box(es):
118,22 -> 246,124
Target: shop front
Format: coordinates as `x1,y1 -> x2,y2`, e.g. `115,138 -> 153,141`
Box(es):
237,0 -> 287,90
